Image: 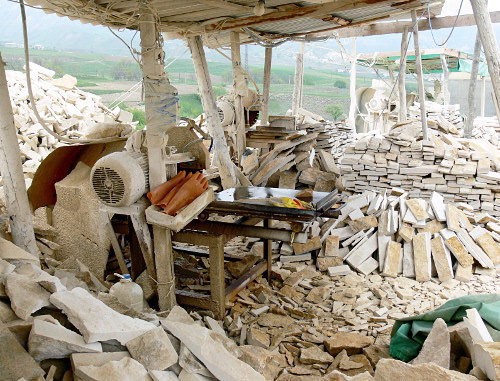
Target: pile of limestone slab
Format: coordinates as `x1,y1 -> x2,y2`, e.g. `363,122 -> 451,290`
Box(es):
340,119 -> 500,216
243,133 -> 341,192
5,63 -> 134,178
222,265 -> 499,380
409,102 -> 464,135
1,232 -> 499,381
0,235 -> 272,381
311,189 -> 499,283
472,117 -> 500,146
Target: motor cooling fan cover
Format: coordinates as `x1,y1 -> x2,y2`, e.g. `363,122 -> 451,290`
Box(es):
91,151 -> 149,207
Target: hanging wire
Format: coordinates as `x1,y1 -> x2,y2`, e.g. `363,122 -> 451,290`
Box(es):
107,27 -> 141,65
427,0 -> 464,47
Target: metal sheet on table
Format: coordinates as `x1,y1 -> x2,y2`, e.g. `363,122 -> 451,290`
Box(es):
215,187 -> 330,204
206,187 -> 340,221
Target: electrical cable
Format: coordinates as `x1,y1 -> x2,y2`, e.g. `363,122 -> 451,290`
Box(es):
427,0 -> 464,47
19,0 -> 127,144
107,27 -> 141,65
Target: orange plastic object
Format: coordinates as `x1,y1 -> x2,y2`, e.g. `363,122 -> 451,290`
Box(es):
163,172 -> 208,216
147,171 -> 186,205
157,172 -> 193,208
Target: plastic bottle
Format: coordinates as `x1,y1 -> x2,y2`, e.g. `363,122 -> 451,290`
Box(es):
109,274 -> 144,312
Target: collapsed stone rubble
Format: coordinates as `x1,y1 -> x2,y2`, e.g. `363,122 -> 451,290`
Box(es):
1,232 -> 498,381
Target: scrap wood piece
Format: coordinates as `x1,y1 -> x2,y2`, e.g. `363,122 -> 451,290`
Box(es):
251,154 -> 295,186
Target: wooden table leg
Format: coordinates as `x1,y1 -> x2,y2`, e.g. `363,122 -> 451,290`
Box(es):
154,226 -> 176,311
264,219 -> 272,282
209,236 -> 226,319
131,214 -> 157,281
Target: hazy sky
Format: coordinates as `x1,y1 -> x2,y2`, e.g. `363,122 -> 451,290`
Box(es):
441,0 -> 500,16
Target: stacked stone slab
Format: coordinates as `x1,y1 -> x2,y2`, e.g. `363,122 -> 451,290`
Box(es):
5,63 -> 133,178
340,120 -> 500,216
320,189 -> 499,282
303,121 -> 356,162
472,116 -> 499,146
409,102 -> 464,135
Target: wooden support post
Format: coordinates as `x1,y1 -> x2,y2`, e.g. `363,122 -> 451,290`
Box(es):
209,237 -> 225,319
261,47 -> 272,125
263,219 -> 272,282
470,0 -> 500,111
411,10 -> 428,140
140,8 -> 178,311
230,32 -> 246,164
105,219 -> 129,275
0,54 -> 38,256
465,34 -> 482,137
440,54 -> 450,105
130,214 -> 156,280
481,77 -> 486,117
348,37 -> 357,130
398,27 -> 409,123
187,35 -> 237,188
291,42 -> 305,115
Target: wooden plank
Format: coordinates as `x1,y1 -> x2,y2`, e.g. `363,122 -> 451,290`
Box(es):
263,219 -> 272,282
153,226 -> 176,311
186,0 -> 391,34
348,37 -> 357,130
105,219 -> 129,275
187,35 -> 237,188
176,290 -> 214,310
172,245 -> 241,261
130,214 -> 157,280
464,34 -> 482,137
291,42 -> 305,115
225,261 -> 267,301
0,54 -> 38,255
195,0 -> 253,12
332,11 -> 500,38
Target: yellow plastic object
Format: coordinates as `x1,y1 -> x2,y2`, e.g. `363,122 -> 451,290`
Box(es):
270,197 -> 312,210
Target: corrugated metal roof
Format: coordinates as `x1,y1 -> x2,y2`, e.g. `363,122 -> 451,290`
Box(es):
25,0 -> 445,45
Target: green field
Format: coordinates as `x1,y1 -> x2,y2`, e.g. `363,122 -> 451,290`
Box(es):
0,46 -> 414,120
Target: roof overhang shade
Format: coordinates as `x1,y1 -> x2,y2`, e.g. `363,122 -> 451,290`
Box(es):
26,0 -> 444,47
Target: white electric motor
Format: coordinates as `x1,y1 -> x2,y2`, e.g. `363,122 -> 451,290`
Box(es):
91,151 -> 149,207
217,100 -> 235,127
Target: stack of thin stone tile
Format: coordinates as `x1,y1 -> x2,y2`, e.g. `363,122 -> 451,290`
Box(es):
340,119 -> 500,216
320,189 -> 499,282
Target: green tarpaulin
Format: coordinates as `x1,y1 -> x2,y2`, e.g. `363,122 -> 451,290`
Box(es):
389,293 -> 500,362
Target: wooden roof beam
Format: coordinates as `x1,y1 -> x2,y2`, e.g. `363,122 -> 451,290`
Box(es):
328,11 -> 500,38
195,0 -> 255,13
178,0 -> 393,35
